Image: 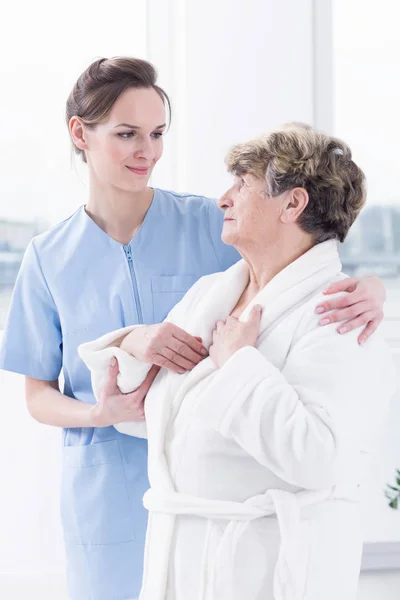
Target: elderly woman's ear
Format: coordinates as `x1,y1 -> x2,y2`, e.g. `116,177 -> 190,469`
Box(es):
280,188 -> 309,224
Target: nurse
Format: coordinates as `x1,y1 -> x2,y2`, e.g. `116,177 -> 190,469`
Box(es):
0,57 -> 386,600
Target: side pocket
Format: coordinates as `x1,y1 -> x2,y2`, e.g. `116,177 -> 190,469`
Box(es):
61,440 -> 135,545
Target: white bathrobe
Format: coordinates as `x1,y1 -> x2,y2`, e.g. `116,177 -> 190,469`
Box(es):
79,240 -> 395,600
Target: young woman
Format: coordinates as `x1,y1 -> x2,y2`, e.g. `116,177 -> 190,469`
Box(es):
0,58 -> 386,600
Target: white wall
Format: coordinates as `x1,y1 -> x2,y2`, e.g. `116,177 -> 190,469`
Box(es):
0,0 -> 148,227
149,0 -> 314,198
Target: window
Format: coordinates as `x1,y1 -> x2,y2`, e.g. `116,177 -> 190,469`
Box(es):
333,0 -> 400,317
0,0 -> 148,328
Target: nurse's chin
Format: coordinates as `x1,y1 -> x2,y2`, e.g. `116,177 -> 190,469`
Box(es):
119,177 -> 151,193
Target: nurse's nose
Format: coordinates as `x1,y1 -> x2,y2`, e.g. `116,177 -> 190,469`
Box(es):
134,135 -> 156,162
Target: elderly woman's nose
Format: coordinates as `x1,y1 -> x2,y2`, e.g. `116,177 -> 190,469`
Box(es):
217,191 -> 234,210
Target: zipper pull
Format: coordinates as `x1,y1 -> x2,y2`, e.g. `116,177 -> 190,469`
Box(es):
124,245 -> 132,260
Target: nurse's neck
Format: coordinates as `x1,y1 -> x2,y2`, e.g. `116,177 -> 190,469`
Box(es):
85,182 -> 154,246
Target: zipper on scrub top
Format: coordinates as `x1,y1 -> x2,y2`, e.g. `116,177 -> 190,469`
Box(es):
123,245 -> 144,324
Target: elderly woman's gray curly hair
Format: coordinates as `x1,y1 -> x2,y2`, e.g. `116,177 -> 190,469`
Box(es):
225,122 -> 366,243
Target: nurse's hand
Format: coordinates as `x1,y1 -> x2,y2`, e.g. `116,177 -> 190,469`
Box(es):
209,305 -> 262,369
120,324 -> 208,374
91,359 -> 160,427
315,275 -> 385,345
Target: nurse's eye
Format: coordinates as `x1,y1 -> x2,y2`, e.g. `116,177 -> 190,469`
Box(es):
151,131 -> 164,139
118,131 -> 136,139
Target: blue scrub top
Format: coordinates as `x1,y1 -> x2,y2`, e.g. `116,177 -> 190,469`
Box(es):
0,188 -> 239,600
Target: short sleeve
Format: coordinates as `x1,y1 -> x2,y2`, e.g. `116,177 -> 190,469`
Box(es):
0,240 -> 62,381
207,201 -> 240,271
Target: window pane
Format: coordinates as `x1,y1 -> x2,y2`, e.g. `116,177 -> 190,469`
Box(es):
333,0 -> 400,316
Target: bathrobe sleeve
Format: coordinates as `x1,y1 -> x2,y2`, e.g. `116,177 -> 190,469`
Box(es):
197,322 -> 396,490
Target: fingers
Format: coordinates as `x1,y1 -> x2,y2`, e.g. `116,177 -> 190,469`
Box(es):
249,305 -> 262,323
126,367 -> 161,419
102,357 -> 119,396
319,301 -> 369,326
315,291 -> 360,315
155,334 -> 209,372
358,318 -> 381,345
161,347 -> 198,371
136,365 -> 160,397
171,325 -> 208,356
323,278 -> 358,295
212,320 -> 225,340
126,398 -> 145,419
335,311 -> 376,336
153,354 -> 186,374
169,337 -> 208,366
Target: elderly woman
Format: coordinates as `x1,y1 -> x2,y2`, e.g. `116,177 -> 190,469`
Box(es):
80,123 -> 395,600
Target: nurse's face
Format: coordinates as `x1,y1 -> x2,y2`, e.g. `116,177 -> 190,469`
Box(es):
83,87 -> 166,192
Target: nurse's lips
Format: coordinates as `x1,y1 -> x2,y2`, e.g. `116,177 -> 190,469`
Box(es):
126,166 -> 150,175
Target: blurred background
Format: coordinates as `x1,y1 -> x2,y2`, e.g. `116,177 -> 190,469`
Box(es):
0,0 -> 399,598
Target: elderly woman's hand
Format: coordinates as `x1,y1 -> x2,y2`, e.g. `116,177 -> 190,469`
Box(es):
209,305 -> 263,368
315,275 -> 385,345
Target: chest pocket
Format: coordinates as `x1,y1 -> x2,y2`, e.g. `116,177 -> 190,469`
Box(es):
151,275 -> 199,323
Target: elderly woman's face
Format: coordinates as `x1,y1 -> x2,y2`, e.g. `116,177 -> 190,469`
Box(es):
217,174 -> 281,250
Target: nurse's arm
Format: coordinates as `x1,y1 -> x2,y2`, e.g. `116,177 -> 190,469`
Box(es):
25,369 -> 155,428
25,378 -> 98,427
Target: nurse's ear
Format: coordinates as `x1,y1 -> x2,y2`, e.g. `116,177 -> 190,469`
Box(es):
69,116 -> 89,154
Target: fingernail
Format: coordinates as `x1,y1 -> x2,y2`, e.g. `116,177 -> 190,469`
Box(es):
322,289 -> 328,295
320,318 -> 330,326
338,326 -> 348,334
359,338 -> 365,345
110,358 -> 116,367
201,347 -> 208,356
315,306 -> 324,314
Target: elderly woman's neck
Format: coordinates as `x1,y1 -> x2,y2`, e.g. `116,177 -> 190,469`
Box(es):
244,235 -> 315,291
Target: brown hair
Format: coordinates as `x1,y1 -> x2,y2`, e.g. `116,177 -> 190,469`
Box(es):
66,57 -> 171,162
226,122 -> 366,243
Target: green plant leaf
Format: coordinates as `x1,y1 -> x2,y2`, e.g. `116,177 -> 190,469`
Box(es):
387,485 -> 400,492
389,498 -> 398,510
